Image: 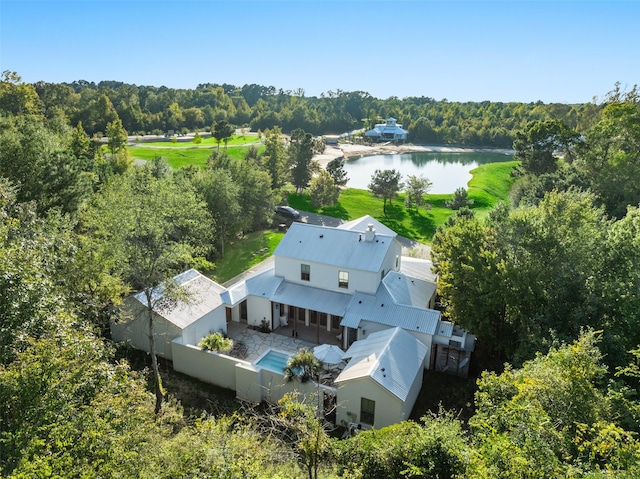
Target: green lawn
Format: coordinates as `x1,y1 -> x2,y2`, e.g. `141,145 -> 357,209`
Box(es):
212,230 -> 285,284
288,160 -> 519,243
128,144 -> 265,169
139,134 -> 261,147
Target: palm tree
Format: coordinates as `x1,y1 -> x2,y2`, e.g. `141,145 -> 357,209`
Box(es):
284,348 -> 321,383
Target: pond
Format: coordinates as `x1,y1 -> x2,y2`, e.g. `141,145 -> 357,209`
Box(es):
343,151 -> 513,194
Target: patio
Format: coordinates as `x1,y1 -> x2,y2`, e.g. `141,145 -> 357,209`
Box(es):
226,321 -> 318,362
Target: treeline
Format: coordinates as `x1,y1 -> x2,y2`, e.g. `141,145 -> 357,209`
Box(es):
10,73 -> 604,147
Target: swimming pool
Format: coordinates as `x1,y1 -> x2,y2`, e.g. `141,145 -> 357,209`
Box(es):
255,349 -> 291,373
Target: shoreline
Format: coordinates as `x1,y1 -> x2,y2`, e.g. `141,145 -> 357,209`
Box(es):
314,143 -> 514,168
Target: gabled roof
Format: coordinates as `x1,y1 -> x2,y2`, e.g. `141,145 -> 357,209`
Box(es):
336,327 -> 428,401
340,279 -> 440,334
132,269 -> 226,330
337,215 -> 397,238
399,256 -> 437,283
221,268 -> 283,306
273,222 -> 395,273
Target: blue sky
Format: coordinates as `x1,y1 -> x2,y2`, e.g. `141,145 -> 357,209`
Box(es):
1,1 -> 638,103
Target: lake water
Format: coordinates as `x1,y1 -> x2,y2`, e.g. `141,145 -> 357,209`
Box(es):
344,151 -> 513,194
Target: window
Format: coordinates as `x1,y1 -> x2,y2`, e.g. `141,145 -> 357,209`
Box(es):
338,271 -> 349,289
301,264 -> 310,281
360,397 -> 375,425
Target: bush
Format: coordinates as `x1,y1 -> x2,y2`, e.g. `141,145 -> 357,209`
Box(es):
198,332 -> 233,352
444,187 -> 474,210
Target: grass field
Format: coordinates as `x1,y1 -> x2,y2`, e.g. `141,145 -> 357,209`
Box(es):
140,134 -> 261,148
128,143 -> 265,169
288,160 -> 519,243
212,230 -> 285,283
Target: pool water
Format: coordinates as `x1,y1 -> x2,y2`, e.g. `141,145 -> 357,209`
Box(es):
255,350 -> 291,373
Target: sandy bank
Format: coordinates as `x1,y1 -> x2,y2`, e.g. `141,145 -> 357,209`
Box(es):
314,143 -> 514,168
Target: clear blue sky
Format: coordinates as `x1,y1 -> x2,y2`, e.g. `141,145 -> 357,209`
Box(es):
1,0 -> 638,103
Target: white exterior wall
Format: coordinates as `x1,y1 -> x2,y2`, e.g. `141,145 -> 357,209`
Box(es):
336,377 -> 405,430
171,338 -> 247,390
357,320 -> 394,341
111,299 -> 182,360
181,306 -> 227,345
275,256 -> 381,295
246,295 -> 273,328
380,240 -> 403,276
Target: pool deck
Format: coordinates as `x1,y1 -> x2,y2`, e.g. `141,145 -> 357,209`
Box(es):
226,321 -> 318,362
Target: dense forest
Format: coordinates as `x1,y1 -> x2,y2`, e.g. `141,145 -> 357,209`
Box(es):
2,70 -> 640,477
6,72 -> 605,147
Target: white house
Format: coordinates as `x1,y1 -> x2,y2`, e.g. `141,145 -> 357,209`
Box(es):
114,216 -> 475,428
111,269 -> 227,360
364,117 -> 408,142
335,327 -> 428,429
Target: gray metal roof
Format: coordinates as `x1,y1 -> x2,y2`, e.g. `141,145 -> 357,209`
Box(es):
222,268 -> 283,306
270,280 -> 353,317
383,271 -> 436,308
341,286 -> 440,334
399,257 -> 437,283
337,215 -> 397,238
336,327 -> 428,401
133,270 -> 226,329
274,222 -> 395,273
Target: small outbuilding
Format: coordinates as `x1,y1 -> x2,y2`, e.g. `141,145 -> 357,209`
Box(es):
335,327 -> 428,430
111,269 -> 227,360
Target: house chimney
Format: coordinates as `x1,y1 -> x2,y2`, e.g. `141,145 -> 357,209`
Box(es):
364,223 -> 375,242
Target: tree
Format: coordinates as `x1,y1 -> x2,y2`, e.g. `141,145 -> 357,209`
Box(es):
284,348 -> 321,383
513,119 -> 580,175
0,70 -> 43,116
444,187 -> 473,210
212,119 -> 235,150
106,117 -> 128,155
575,90 -> 640,218
260,126 -> 288,189
325,157 -> 349,187
404,174 -> 432,209
309,169 -> 339,208
470,332 -> 640,477
188,167 -> 242,257
289,128 -> 316,193
79,166 -> 215,413
368,169 -> 403,213
335,412 -> 472,479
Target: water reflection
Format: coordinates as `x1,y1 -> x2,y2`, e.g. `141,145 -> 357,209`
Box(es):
344,151 -> 512,194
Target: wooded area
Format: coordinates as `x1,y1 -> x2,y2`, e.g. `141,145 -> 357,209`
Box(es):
1,71 -> 640,477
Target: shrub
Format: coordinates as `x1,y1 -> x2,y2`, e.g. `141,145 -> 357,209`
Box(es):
198,332 -> 233,352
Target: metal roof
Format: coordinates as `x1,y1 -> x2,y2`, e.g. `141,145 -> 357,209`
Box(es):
341,286 -> 441,335
274,222 -> 395,273
221,268 -> 283,306
336,327 -> 428,401
337,215 -> 397,238
133,270 -> 226,329
270,280 -> 353,317
399,257 -> 437,283
383,271 -> 436,308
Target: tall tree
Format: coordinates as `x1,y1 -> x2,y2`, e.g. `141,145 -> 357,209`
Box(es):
261,126 -> 288,189
325,157 -> 349,188
289,128 -> 315,193
404,174 -> 432,209
513,119 -> 580,175
309,169 -> 339,208
212,119 -> 235,150
575,88 -> 640,218
79,166 -> 215,413
368,169 -> 403,213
